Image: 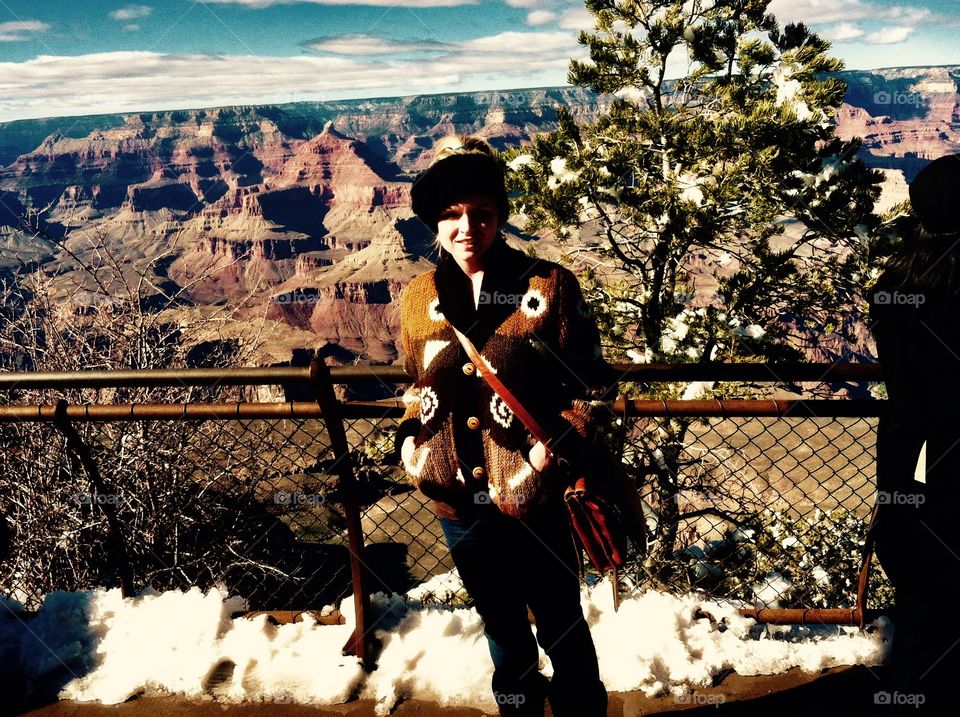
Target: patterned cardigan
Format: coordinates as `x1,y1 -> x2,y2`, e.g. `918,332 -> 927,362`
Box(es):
396,240 -> 610,520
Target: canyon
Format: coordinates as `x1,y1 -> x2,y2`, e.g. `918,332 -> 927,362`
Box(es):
0,70 -> 957,367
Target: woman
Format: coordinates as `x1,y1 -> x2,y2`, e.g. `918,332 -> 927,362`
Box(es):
396,135 -> 609,717
870,153 -> 960,704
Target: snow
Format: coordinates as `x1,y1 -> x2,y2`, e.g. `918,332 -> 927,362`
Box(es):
660,310 -> 695,354
627,347 -> 654,364
404,570 -> 467,607
546,157 -> 579,188
614,85 -> 653,105
771,64 -> 814,122
729,317 -> 766,340
506,153 -> 533,171
681,380 -> 715,400
812,566 -> 831,587
677,172 -> 708,207
0,580 -> 887,714
753,572 -> 793,609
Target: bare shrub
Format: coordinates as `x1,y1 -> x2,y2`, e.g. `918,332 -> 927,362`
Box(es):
1,228 -> 346,610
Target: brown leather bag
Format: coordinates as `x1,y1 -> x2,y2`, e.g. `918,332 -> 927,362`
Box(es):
566,477 -> 630,568
451,327 -> 639,610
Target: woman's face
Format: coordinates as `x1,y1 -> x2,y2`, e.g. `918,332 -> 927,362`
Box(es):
435,193 -> 500,274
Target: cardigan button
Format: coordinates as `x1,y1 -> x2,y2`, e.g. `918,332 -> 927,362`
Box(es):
472,466 -> 486,480
462,362 -> 476,376
466,416 -> 480,430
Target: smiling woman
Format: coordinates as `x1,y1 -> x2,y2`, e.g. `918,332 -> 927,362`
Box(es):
397,135 -> 610,717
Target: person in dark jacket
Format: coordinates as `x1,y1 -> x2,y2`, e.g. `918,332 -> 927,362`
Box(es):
397,135 -> 609,717
870,153 -> 960,707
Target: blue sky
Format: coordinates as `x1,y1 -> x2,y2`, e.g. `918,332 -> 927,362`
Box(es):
0,0 -> 958,122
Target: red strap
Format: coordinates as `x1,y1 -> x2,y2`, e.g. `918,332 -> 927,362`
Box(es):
451,326 -> 554,448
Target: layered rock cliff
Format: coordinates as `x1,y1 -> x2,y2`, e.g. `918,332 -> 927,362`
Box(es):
834,66 -> 960,182
0,74 -> 957,363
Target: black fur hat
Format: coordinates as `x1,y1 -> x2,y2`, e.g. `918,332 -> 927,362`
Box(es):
411,141 -> 509,232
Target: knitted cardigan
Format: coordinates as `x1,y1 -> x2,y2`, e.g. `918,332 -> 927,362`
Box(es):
396,240 -> 610,520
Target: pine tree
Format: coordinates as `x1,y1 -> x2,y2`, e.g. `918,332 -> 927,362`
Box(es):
506,0 -> 887,583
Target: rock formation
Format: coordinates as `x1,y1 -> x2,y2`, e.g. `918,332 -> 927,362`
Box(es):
0,74 -> 956,364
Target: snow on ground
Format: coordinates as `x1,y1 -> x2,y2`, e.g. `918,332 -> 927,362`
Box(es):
0,577 -> 888,716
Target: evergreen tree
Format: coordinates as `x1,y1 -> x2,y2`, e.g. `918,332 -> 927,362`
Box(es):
506,0 -> 887,582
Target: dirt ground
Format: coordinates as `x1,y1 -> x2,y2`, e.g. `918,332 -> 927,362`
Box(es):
14,665 -> 903,717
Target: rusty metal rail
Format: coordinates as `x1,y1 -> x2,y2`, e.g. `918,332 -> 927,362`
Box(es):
0,402 -> 328,422
614,399 -> 887,418
0,362 -> 882,390
0,398 -> 886,422
738,608 -> 886,624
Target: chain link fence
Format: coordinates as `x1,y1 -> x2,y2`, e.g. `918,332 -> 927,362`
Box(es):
0,408 -> 357,612
620,412 -> 890,610
1,366 -> 892,622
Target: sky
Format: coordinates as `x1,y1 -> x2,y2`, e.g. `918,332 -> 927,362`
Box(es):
0,0 -> 958,123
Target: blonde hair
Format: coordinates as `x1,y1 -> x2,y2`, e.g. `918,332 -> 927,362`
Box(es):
430,135 -> 497,166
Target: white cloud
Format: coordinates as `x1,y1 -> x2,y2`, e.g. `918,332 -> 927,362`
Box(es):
307,36 -> 441,55
307,30 -> 574,58
768,0 -> 868,25
0,21 -> 49,32
885,5 -> 933,24
0,32 -> 585,121
505,0 -> 542,7
110,5 -> 153,21
768,0 -> 931,26
124,24 -> 141,32
459,31 -> 572,54
864,26 -> 914,44
823,22 -> 864,42
0,20 -> 50,42
526,11 -> 556,26
558,6 -> 593,31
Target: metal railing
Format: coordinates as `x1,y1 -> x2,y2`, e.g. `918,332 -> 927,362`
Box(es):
0,361 -> 891,659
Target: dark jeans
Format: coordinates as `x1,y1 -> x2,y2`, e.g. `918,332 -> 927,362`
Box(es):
440,506 -> 607,717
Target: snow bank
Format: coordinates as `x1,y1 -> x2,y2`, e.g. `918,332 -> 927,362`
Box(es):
0,580 -> 887,715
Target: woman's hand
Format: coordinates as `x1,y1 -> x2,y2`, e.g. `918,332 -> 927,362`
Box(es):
401,435 -> 416,470
528,441 -> 554,472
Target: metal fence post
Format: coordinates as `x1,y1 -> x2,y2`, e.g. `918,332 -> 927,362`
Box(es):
52,399 -> 134,598
309,358 -> 372,665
